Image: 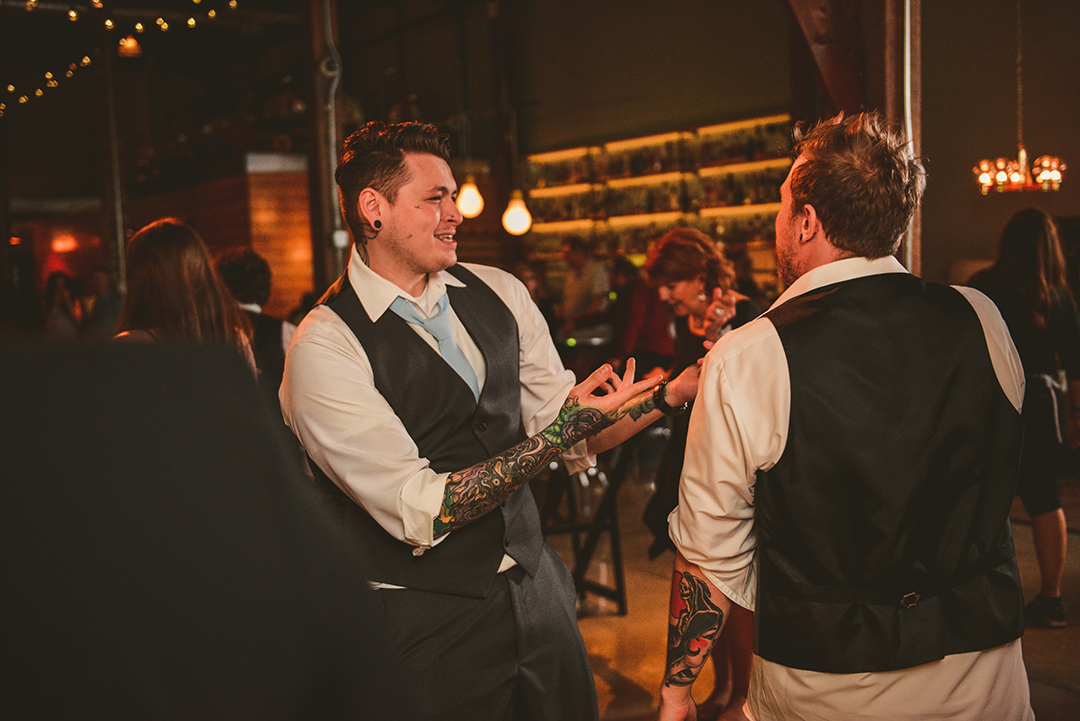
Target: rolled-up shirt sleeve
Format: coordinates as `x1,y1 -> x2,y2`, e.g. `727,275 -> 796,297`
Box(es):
281,306 -> 449,548
669,317 -> 789,611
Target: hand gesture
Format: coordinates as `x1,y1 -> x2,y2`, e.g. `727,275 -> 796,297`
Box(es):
542,359 -> 661,449
701,287 -> 737,343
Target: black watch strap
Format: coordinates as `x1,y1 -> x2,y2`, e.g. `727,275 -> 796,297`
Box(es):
653,380 -> 689,416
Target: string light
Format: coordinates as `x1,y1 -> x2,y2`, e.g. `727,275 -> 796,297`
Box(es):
159,21 -> 169,31
135,22 -> 144,32
229,1 -> 238,8
105,19 -> 114,30
187,17 -> 196,28
208,9 -> 216,18
68,9 -> 77,21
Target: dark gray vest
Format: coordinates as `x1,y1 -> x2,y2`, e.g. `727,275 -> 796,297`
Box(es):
756,273 -> 1025,673
311,264 -> 544,597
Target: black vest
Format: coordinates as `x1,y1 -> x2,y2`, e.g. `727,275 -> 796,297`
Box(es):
311,264 -> 544,597
756,273 -> 1025,673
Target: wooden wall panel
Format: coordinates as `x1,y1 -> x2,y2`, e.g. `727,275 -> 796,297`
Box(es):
246,172 -> 314,320
126,177 -> 253,252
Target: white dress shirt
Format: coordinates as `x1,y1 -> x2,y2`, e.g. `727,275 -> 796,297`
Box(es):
280,248 -> 591,555
670,255 -> 1034,721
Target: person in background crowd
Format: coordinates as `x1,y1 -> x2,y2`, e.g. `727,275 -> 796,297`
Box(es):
969,207 -> 1080,629
216,246 -> 298,419
281,120 -> 701,721
114,218 -> 254,371
514,259 -> 559,336
607,254 -> 674,379
659,112 -> 1033,721
642,228 -> 759,721
80,265 -> 124,341
42,271 -> 81,340
558,235 -> 611,339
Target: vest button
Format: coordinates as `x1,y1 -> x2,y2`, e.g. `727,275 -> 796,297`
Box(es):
475,421 -> 487,432
504,537 -> 511,547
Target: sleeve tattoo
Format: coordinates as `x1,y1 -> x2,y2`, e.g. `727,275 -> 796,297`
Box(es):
432,389 -> 658,535
664,571 -> 723,688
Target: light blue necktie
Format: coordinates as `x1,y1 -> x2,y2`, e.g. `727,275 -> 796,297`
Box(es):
389,293 -> 481,401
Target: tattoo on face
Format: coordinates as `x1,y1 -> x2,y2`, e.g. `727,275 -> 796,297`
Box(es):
663,572 -> 723,688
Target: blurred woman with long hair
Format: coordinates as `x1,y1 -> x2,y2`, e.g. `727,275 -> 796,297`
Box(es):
115,218 -> 254,369
971,207 -> 1080,628
642,227 -> 760,721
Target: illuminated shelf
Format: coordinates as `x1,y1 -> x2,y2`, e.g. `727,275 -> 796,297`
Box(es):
698,157 -> 791,177
525,114 -> 791,230
607,211 -> 684,228
529,218 -> 597,233
699,202 -> 782,218
697,113 -> 791,137
528,183 -> 598,198
529,203 -> 781,233
606,171 -> 691,188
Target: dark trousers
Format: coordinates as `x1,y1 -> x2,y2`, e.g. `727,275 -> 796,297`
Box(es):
376,545 -> 599,721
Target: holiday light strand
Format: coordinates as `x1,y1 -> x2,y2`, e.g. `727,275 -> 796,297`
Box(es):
0,0 -> 244,120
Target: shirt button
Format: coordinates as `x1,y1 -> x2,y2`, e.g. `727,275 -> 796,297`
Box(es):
504,537 -> 511,547
476,421 -> 487,432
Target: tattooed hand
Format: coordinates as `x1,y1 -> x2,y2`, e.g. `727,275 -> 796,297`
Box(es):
541,360 -> 663,452
433,360 -> 661,536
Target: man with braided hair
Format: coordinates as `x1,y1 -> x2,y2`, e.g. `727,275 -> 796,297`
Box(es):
282,121 -> 699,721
659,112 -> 1034,721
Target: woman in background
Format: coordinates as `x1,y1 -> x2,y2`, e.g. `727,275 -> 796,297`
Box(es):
115,218 -> 254,370
970,207 -> 1080,628
643,227 -> 760,721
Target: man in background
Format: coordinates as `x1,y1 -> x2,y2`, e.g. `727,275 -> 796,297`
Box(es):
217,247 -> 297,419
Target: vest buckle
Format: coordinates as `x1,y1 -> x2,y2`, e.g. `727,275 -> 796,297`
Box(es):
901,591 -> 920,609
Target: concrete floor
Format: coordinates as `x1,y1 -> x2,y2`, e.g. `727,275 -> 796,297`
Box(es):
545,431 -> 1080,720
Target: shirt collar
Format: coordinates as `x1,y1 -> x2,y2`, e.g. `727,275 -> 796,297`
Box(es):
769,255 -> 909,312
238,302 -> 262,314
347,246 -> 467,321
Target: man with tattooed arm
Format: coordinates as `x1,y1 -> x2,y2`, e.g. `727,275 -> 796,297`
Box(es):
281,121 -> 698,721
659,113 -> 1034,721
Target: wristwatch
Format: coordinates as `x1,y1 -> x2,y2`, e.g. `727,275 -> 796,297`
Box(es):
652,380 -> 689,416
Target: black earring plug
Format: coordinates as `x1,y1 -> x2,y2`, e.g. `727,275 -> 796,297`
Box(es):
373,220 -> 382,229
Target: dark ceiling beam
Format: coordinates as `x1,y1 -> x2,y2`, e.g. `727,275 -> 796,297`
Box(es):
785,0 -> 866,115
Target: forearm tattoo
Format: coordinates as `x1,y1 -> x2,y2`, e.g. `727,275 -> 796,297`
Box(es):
663,572 -> 723,688
433,389 -> 658,535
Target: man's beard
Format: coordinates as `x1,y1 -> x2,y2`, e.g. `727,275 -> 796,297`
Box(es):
775,238 -> 799,288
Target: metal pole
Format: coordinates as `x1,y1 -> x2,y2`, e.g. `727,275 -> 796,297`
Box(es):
102,28 -> 127,292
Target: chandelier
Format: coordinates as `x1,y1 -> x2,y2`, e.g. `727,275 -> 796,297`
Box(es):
973,0 -> 1065,194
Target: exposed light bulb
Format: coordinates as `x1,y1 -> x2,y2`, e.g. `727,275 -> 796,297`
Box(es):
457,177 -> 484,218
501,190 -> 532,236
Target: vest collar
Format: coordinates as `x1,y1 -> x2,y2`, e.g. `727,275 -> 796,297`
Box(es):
770,255 -> 908,312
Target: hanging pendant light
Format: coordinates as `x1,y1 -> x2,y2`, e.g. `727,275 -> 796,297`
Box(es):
974,0 -> 1065,194
457,175 -> 484,218
502,190 -> 532,235
501,109 -> 532,235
